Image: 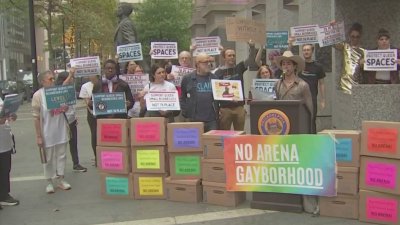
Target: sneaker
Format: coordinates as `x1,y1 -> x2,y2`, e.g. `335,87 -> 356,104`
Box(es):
73,164 -> 87,172
46,183 -> 55,194
58,180 -> 71,190
0,194 -> 20,206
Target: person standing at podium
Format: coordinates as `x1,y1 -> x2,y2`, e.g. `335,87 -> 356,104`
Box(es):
274,51 -> 313,120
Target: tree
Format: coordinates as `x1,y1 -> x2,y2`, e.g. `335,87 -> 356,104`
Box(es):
134,0 -> 193,65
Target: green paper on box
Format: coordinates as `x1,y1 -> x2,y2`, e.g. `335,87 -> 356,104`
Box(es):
105,177 -> 129,195
175,155 -> 200,175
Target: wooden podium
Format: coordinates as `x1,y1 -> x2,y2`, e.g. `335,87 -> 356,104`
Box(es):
249,100 -> 311,213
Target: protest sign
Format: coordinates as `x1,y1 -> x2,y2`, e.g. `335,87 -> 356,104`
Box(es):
224,135 -> 336,196
0,94 -> 23,117
170,65 -> 195,87
192,36 -> 221,56
251,79 -> 278,100
225,17 -> 266,45
364,49 -> 398,71
151,42 -> 178,59
119,73 -> 149,96
318,22 -> 345,47
44,85 -> 76,110
266,31 -> 289,49
117,43 -> 143,62
146,91 -> 180,111
290,25 -> 319,46
70,56 -> 101,77
92,92 -> 126,116
211,79 -> 243,101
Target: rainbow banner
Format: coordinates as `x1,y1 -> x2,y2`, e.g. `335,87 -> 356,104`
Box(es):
224,135 -> 336,196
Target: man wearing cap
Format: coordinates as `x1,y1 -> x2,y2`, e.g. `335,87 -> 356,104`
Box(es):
274,51 -> 313,119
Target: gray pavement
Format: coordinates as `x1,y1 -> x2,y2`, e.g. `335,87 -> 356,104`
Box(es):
0,100 -> 370,225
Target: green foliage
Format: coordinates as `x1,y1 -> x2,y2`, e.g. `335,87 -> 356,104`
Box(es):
134,0 -> 193,62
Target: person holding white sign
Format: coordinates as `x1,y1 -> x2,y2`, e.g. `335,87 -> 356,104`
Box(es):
364,29 -> 400,84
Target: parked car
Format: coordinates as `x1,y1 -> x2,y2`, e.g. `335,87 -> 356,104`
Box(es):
0,80 -> 28,102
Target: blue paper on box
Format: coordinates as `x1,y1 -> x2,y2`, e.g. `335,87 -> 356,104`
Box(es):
173,128 -> 199,148
336,138 -> 352,162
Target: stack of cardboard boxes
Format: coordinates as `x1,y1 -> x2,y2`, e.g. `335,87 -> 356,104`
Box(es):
131,117 -> 168,199
97,119 -> 133,199
165,122 -> 204,203
358,121 -> 400,225
201,130 -> 246,207
318,130 -> 361,219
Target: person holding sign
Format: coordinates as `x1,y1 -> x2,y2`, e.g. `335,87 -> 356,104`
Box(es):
32,71 -> 71,194
364,29 -> 400,84
180,53 -> 219,132
0,99 -> 19,208
139,64 -> 179,122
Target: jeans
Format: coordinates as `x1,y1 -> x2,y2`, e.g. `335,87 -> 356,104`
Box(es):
0,150 -> 11,200
68,120 -> 79,166
87,110 -> 97,159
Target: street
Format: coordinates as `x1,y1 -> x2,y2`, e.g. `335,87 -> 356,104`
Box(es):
0,101 -> 369,225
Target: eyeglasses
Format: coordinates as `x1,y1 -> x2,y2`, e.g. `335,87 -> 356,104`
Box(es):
47,77 -> 55,81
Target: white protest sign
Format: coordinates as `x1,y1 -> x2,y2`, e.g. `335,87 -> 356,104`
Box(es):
70,56 -> 101,77
170,65 -> 195,87
119,73 -> 149,96
211,79 -> 244,101
151,42 -> 178,59
318,22 -> 345,47
364,49 -> 398,71
146,91 -> 180,111
117,43 -> 143,62
192,36 -> 221,57
251,79 -> 278,100
290,25 -> 319,46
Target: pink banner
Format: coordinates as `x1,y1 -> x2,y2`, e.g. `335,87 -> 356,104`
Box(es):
100,124 -> 122,143
366,162 -> 397,190
367,197 -> 398,223
135,122 -> 161,142
101,151 -> 123,171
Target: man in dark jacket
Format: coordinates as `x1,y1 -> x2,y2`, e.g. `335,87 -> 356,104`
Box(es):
180,53 -> 219,132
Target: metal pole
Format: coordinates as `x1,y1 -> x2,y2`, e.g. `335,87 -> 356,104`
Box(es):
62,16 -> 66,71
28,0 -> 38,91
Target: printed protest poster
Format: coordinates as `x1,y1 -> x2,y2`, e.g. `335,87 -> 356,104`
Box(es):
211,79 -> 243,101
0,94 -> 23,117
224,135 -> 336,196
92,92 -> 126,116
44,85 -> 76,110
364,49 -> 398,71
151,42 -> 178,59
266,31 -> 289,49
119,73 -> 149,96
251,79 -> 278,100
70,56 -> 101,77
192,36 -> 221,56
290,25 -> 319,46
225,17 -> 266,45
170,65 -> 195,87
146,91 -> 180,111
117,43 -> 143,62
318,22 -> 345,47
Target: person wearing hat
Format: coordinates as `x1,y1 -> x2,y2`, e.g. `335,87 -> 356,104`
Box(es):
274,51 -> 313,119
365,28 -> 400,84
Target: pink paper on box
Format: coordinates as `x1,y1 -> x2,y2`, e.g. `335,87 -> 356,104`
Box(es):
101,151 -> 123,170
100,124 -> 122,143
135,122 -> 160,142
367,197 -> 398,223
366,162 -> 397,190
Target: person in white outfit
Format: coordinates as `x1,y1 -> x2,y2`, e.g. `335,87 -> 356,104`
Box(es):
32,70 -> 71,194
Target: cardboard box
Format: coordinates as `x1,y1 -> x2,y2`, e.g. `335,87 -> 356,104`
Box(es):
360,156 -> 400,195
337,166 -> 359,195
97,119 -> 130,147
359,190 -> 400,225
202,181 -> 245,207
319,194 -> 359,219
132,173 -> 166,199
167,122 -> 204,152
361,121 -> 400,159
130,117 -> 166,146
165,177 -> 202,203
202,159 -> 225,183
169,152 -> 202,180
97,146 -> 130,174
100,173 -> 134,199
319,130 -> 361,167
131,146 -> 167,174
203,130 -> 245,159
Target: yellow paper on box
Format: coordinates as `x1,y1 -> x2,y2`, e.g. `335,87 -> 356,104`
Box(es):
136,150 -> 160,169
139,177 -> 163,196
